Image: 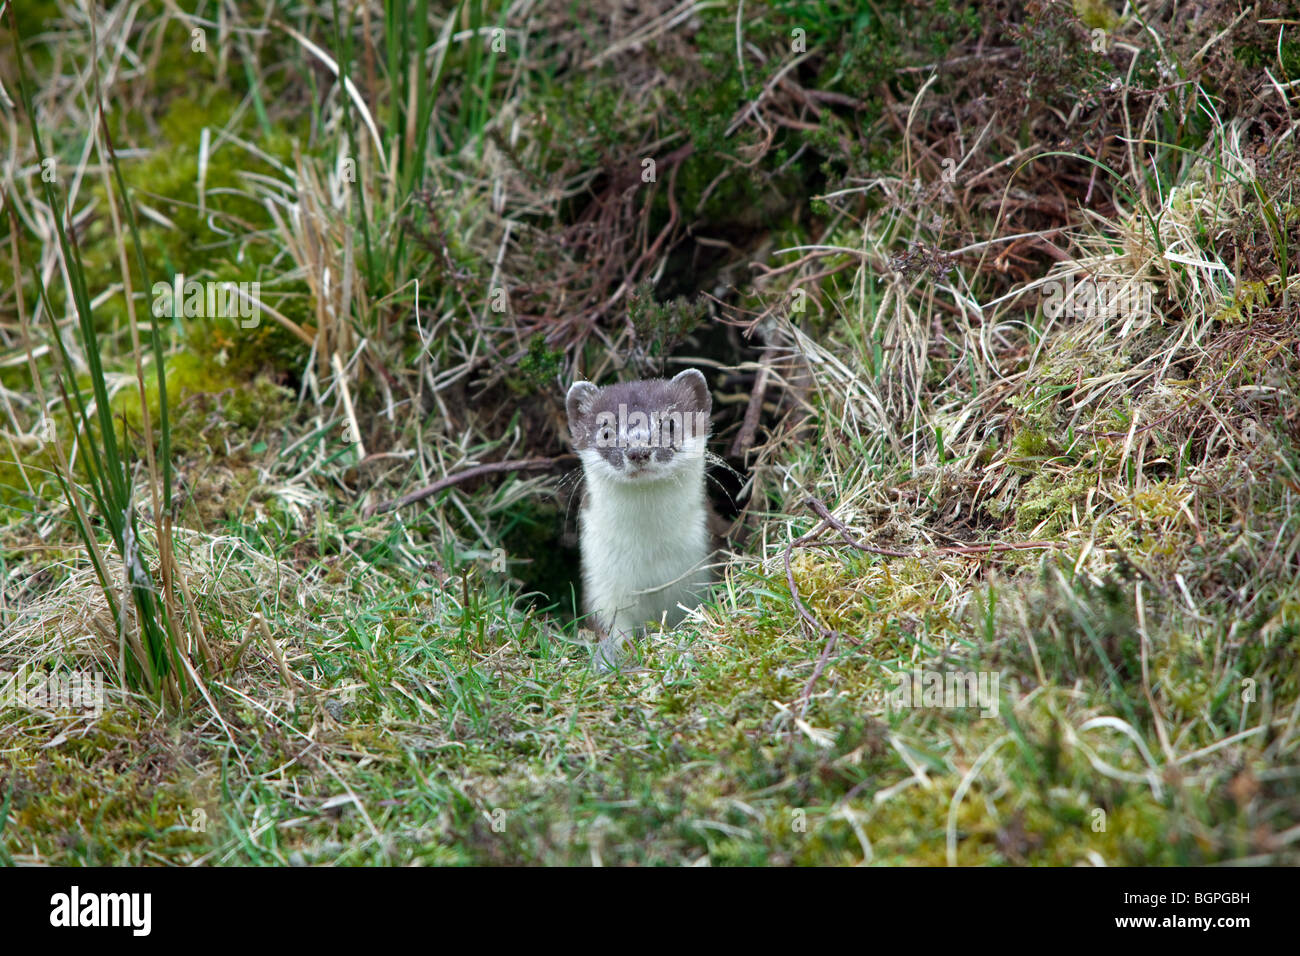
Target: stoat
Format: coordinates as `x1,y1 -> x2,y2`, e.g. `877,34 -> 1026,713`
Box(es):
565,369 -> 715,671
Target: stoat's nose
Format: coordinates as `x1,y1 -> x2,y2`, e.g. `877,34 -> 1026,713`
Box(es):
626,447 -> 651,465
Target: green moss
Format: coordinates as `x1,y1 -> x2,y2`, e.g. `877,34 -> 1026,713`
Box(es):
1009,472 -> 1090,533
1072,0 -> 1122,32
1235,34 -> 1300,78
1008,427 -> 1053,470
3,721 -> 215,864
110,350 -> 287,447
1211,277 -> 1282,324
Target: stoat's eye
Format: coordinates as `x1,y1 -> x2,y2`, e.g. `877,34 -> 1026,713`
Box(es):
596,426 -> 616,446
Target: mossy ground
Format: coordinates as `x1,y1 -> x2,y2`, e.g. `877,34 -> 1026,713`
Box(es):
1,0 -> 1298,865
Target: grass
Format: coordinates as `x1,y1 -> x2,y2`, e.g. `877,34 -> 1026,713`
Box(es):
1,0 -> 1298,865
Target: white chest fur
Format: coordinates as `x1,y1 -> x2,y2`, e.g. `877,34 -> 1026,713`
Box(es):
579,455 -> 711,640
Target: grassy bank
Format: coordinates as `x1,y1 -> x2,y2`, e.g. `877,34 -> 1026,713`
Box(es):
1,0 -> 1298,865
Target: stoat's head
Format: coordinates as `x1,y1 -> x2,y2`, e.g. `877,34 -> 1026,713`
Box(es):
566,369 -> 712,486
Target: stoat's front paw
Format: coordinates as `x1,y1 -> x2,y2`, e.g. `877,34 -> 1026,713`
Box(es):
592,631 -> 633,675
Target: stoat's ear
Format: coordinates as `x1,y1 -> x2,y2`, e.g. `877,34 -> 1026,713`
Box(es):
566,381 -> 599,426
671,368 -> 711,414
